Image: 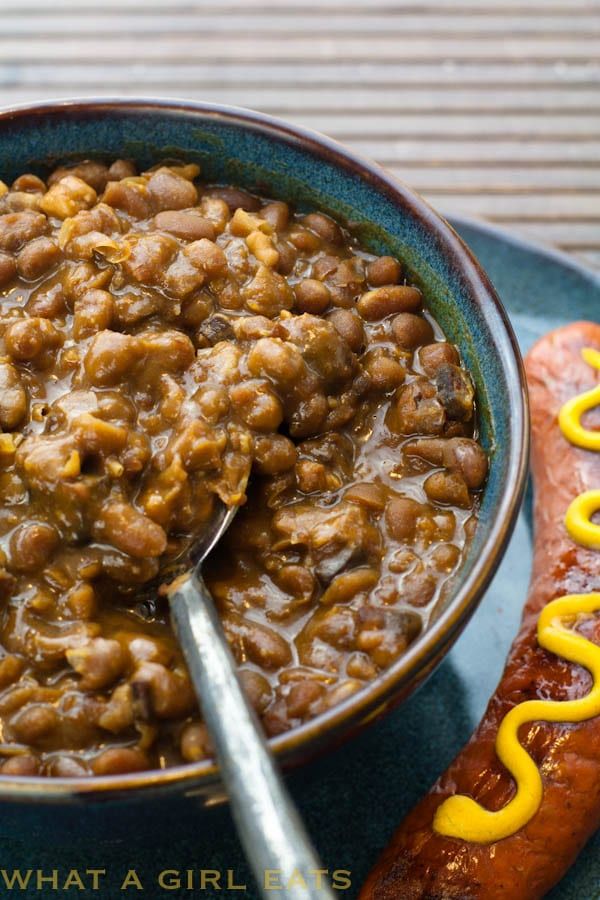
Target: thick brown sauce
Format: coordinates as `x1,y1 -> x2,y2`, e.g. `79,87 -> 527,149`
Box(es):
0,160 -> 486,776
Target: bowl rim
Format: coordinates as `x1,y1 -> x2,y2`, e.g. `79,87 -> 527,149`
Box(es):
0,96 -> 529,801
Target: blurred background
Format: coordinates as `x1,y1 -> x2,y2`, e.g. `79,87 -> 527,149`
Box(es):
0,0 -> 599,267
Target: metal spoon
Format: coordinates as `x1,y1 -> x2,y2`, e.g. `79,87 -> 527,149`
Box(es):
167,502 -> 335,900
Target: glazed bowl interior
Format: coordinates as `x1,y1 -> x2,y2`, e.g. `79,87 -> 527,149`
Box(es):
0,99 -> 528,802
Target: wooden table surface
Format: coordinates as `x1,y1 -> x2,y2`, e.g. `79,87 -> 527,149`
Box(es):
2,0 -> 599,268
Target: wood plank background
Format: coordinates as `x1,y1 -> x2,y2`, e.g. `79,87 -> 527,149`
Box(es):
1,0 -> 599,268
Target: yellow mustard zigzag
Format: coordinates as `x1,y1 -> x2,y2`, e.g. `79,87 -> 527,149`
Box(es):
433,346 -> 600,844
434,592 -> 600,843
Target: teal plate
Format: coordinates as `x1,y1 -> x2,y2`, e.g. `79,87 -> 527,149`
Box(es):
4,219 -> 599,899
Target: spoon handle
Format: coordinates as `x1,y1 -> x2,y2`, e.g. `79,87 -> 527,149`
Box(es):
169,571 -> 335,900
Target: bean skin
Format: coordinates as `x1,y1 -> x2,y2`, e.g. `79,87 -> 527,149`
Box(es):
391,313 -> 434,350
94,502 -> 167,559
357,285 -> 422,320
424,471 -> 471,508
366,256 -> 402,286
9,522 -> 59,573
419,341 -> 460,376
0,360 -> 27,429
294,279 -> 331,314
91,747 -> 149,776
16,237 -> 61,281
5,318 -> 62,364
84,331 -> 141,386
154,210 -> 215,241
0,250 -> 16,287
1,754 -> 40,776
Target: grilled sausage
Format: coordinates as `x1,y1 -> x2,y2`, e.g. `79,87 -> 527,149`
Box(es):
360,321 -> 600,900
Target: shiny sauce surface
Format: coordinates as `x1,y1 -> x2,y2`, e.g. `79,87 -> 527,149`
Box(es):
0,160 -> 486,776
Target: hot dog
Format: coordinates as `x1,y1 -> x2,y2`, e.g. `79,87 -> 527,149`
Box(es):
360,321 -> 600,900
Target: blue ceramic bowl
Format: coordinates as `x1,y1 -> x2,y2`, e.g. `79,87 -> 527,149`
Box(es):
0,98 -> 528,807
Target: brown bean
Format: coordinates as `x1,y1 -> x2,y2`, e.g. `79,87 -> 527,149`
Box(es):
2,192 -> 42,212
289,228 -> 321,253
5,317 -> 62,363
424,471 -> 471,508
108,159 -> 137,180
84,331 -> 141,386
402,571 -> 437,608
323,679 -> 363,708
346,652 -> 378,680
253,434 -> 297,474
48,161 -> 109,193
363,349 -> 405,392
275,564 -> 316,601
122,233 -> 178,284
71,413 -> 130,457
16,237 -> 61,281
102,180 -> 152,219
27,283 -> 65,318
444,438 -> 487,488
205,185 -> 260,213
184,238 -> 228,279
327,308 -> 365,353
91,747 -> 149,776
286,680 -> 325,718
64,583 -> 97,620
0,250 -> 16,287
12,174 -> 46,193
132,662 -> 195,719
66,638 -> 125,690
138,330 -> 195,374
47,755 -> 89,777
302,212 -> 343,245
147,167 -> 198,211
154,210 -> 215,241
366,255 -> 403,286
261,201 -> 289,231
299,605 -> 359,657
295,459 -> 329,493
230,380 -> 283,431
10,704 -> 59,743
288,392 -> 329,440
62,261 -> 112,300
320,567 -> 379,606
1,754 -> 40,776
248,337 -> 304,387
9,522 -> 58,573
385,497 -> 425,542
357,285 -> 422,320
0,211 -> 47,252
419,341 -> 460,376
0,656 -> 25,690
0,360 -> 27,429
239,669 -> 273,713
243,265 -> 294,317
294,279 -> 331,314
405,436 -> 488,489
430,543 -> 460,572
180,722 -> 212,762
391,313 -> 434,350
95,501 -> 167,559
73,289 -> 114,339
344,482 -> 387,511
224,613 -> 292,670
275,241 -> 296,276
